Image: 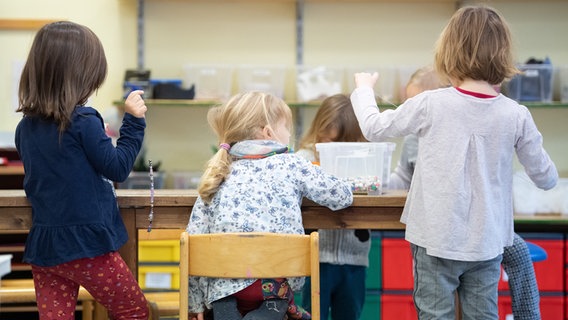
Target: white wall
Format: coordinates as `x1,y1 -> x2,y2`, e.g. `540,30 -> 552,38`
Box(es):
2,0 -> 567,187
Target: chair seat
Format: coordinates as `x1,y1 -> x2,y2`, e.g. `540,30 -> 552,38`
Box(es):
526,241 -> 547,262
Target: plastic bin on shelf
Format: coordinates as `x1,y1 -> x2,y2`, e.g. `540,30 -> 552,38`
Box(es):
296,65 -> 344,102
237,65 -> 286,98
559,66 -> 568,103
138,265 -> 180,290
117,171 -> 165,189
315,142 -> 396,194
171,171 -> 202,189
505,63 -> 553,102
139,240 -> 180,263
182,64 -> 233,100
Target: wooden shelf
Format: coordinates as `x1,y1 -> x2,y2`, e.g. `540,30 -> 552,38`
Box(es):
113,99 -> 398,109
0,166 -> 24,175
0,245 -> 25,253
10,263 -> 31,272
0,19 -> 58,30
114,99 -> 568,109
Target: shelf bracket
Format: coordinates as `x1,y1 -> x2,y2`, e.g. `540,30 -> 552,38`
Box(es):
296,0 -> 305,67
137,0 -> 145,70
294,0 -> 306,144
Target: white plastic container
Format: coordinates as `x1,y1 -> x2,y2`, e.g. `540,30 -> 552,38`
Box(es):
513,172 -> 568,215
315,142 -> 396,195
296,65 -> 344,102
0,254 -> 12,280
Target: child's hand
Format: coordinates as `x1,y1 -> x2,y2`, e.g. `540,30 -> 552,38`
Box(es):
124,90 -> 148,118
188,312 -> 204,320
354,72 -> 379,89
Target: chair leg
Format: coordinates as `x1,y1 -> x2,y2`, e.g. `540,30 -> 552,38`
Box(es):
148,301 -> 160,320
93,302 -> 108,320
82,300 -> 94,320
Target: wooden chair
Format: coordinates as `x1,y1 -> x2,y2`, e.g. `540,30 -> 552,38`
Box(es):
179,231 -> 320,320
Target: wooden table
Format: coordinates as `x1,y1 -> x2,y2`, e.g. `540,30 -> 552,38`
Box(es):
2,189 -> 568,272
0,189 -> 408,276
2,189 -> 567,319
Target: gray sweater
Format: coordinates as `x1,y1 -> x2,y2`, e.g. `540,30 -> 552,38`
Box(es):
352,86 -> 558,261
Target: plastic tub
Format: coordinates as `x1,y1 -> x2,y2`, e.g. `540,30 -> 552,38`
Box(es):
315,142 -> 396,194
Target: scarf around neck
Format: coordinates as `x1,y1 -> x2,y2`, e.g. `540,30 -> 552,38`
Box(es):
229,140 -> 290,159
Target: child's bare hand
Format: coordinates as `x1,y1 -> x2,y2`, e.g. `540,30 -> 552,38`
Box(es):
124,90 -> 147,118
354,72 -> 379,89
188,312 -> 204,320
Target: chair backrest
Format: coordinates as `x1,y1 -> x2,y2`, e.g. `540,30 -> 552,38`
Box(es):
179,231 -> 320,320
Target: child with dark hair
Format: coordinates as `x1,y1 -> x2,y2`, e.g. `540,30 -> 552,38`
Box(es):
16,21 -> 149,319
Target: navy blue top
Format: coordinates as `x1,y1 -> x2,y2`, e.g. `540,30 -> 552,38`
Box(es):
15,106 -> 145,266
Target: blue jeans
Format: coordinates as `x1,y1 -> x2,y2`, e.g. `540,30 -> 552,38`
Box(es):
302,263 -> 366,320
411,244 -> 501,320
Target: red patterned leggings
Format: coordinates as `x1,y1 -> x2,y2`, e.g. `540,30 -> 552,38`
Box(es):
31,251 -> 149,320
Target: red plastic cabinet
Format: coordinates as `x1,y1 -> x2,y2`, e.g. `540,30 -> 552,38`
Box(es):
531,239 -> 564,292
381,293 -> 417,320
381,233 -> 414,291
499,234 -> 564,292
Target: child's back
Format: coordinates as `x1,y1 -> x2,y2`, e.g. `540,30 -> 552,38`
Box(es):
350,5 -> 558,319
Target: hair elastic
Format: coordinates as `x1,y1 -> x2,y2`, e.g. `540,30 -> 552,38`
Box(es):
219,143 -> 231,151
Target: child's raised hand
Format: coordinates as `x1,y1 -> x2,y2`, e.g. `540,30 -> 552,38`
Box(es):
124,90 -> 148,118
354,72 -> 379,89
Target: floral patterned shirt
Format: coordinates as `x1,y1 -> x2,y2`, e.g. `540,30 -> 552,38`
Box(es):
186,140 -> 353,313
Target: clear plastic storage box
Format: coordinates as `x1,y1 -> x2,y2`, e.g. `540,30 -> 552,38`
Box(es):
505,64 -> 554,102
117,171 -> 166,189
171,171 -> 202,189
315,142 -> 396,195
296,65 -> 344,102
237,65 -> 287,98
182,64 -> 233,100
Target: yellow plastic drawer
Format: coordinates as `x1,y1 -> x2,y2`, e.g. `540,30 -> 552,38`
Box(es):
138,265 -> 180,290
138,240 -> 180,263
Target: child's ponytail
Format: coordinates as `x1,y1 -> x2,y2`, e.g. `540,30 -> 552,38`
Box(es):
198,145 -> 232,203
